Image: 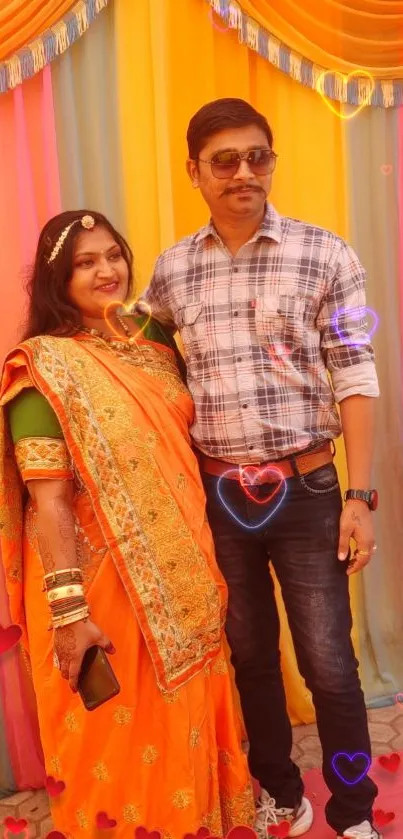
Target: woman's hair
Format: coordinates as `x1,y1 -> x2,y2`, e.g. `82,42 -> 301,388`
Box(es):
187,98 -> 274,160
21,210 -> 134,340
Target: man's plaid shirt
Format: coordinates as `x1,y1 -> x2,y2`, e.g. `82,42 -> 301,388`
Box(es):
141,204 -> 379,464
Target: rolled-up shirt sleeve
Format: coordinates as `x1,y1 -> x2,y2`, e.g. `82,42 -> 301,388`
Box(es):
317,240 -> 380,402
137,254 -> 177,332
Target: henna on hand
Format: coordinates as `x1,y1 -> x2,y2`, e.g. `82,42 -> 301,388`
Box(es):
54,626 -> 77,680
37,528 -> 56,572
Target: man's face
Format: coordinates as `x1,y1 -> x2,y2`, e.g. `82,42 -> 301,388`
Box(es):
187,124 -> 274,220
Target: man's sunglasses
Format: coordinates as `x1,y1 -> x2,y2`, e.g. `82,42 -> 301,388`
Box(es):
197,148 -> 277,179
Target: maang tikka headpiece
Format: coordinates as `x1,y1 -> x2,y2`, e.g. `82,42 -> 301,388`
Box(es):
47,214 -> 95,264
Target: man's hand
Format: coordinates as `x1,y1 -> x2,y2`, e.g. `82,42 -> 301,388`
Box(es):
338,500 -> 377,576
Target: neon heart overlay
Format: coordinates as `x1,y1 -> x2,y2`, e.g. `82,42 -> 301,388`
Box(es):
239,465 -> 284,505
103,299 -> 152,344
380,164 -> 392,176
266,343 -> 292,364
45,832 -> 68,839
378,752 -> 400,773
45,776 -> 66,798
3,817 -> 29,834
331,751 -> 371,785
267,822 -> 290,838
96,811 -> 117,829
0,624 -> 22,654
217,469 -> 287,530
316,70 -> 374,120
208,7 -> 230,32
373,809 -> 395,827
331,306 -> 379,348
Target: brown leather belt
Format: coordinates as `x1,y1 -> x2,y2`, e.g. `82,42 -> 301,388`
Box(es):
198,441 -> 333,484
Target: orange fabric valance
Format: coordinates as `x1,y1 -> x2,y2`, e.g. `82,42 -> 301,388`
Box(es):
0,1 -> 76,62
239,0 -> 403,79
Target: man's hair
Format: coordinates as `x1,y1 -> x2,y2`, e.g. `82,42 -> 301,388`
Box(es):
187,98 -> 274,159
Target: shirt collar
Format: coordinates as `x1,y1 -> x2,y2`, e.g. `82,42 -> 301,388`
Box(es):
194,202 -> 282,247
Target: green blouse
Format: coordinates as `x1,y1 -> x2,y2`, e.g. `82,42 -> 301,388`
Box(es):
7,316 -> 186,444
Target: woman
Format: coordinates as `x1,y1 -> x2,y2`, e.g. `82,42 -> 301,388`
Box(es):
0,211 -> 255,838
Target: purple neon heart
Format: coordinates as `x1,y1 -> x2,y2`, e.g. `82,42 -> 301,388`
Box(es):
332,752 -> 371,786
331,306 -> 379,348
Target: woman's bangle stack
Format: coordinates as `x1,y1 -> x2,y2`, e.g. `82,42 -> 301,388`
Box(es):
44,568 -> 90,629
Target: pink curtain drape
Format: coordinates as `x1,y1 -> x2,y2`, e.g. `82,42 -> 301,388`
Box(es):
0,64 -> 61,362
0,63 -> 61,789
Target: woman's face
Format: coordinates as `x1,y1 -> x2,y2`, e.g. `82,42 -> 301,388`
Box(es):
68,226 -> 130,319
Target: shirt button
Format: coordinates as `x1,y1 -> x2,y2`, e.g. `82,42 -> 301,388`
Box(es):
242,403 -> 248,409
237,357 -> 242,362
248,445 -> 254,450
233,311 -> 239,317
233,267 -> 238,273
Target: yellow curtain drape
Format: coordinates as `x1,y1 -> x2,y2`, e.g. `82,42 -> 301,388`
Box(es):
236,0 -> 403,78
0,1 -> 77,61
114,0 -> 360,724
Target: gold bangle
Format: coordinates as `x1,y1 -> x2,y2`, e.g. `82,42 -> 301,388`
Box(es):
43,568 -> 83,590
52,607 -> 90,629
47,584 -> 84,602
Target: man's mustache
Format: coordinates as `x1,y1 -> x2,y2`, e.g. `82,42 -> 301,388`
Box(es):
223,185 -> 265,195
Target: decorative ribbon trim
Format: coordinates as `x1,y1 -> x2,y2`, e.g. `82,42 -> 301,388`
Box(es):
0,0 -> 109,94
207,0 -> 403,109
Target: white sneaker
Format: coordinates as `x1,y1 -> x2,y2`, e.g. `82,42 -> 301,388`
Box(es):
337,821 -> 382,838
254,789 -> 314,837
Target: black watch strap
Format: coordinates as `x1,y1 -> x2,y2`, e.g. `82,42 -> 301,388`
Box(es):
344,489 -> 378,511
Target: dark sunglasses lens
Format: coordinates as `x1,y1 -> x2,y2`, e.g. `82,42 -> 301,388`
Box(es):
248,149 -> 273,172
211,152 -> 240,178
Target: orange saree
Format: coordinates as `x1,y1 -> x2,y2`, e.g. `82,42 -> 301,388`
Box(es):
0,329 -> 255,838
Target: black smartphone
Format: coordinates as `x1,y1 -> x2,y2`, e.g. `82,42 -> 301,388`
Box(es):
77,645 -> 120,711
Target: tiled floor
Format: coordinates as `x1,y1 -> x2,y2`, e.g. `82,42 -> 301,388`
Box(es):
1,704 -> 402,837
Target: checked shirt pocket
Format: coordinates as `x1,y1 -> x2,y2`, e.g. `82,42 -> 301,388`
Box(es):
176,301 -> 205,357
255,294 -> 305,352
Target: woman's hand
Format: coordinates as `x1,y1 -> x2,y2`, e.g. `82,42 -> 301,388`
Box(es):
54,618 -> 115,692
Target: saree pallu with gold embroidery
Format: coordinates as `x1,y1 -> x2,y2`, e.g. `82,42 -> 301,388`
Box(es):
0,329 -> 254,838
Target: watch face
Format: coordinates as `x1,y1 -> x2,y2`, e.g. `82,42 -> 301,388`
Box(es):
370,490 -> 378,511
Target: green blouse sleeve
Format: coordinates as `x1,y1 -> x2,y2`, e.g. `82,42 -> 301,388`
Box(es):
7,388 -> 63,444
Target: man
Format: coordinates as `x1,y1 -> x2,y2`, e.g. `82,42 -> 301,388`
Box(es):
139,98 -> 380,839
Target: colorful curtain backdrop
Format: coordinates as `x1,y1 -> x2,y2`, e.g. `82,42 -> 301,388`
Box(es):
1,0 -> 403,793
226,0 -> 403,77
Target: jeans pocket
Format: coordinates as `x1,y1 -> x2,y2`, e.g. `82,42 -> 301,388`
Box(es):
298,462 -> 339,496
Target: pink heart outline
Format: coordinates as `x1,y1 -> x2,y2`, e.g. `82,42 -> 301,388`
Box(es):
217,468 -> 287,530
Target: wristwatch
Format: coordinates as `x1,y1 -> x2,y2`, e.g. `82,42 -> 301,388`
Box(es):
344,489 -> 378,511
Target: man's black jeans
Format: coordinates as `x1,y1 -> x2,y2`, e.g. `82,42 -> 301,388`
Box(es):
201,460 -> 378,834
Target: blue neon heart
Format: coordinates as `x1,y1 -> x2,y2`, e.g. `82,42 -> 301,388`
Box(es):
332,752 -> 371,786
217,469 -> 287,530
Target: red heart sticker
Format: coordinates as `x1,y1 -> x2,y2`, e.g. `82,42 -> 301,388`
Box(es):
378,752 -> 400,773
239,465 -> 285,505
267,823 -> 290,838
45,776 -> 66,798
45,833 -> 68,839
373,809 -> 395,827
183,830 -> 210,839
226,829 -> 258,839
135,829 -> 161,839
0,624 -> 22,654
3,817 -> 28,834
96,812 -> 117,829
